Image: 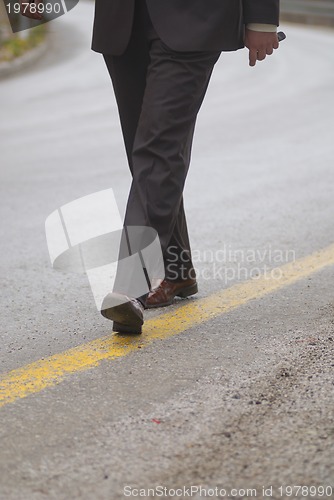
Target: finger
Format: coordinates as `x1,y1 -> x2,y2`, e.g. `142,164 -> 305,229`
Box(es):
266,46 -> 274,56
36,0 -> 44,19
20,6 -> 40,20
20,1 -> 43,20
257,49 -> 266,61
273,39 -> 279,50
249,49 -> 257,67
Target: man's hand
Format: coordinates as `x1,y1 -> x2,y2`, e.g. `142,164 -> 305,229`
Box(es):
20,0 -> 44,21
244,29 -> 279,67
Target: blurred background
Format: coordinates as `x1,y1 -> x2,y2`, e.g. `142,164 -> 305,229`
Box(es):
281,0 -> 334,27
0,1 -> 46,65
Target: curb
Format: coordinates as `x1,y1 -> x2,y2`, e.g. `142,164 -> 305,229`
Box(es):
0,36 -> 49,79
281,0 -> 334,29
281,12 -> 334,28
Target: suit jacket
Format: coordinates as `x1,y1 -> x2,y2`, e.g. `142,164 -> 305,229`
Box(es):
91,0 -> 280,55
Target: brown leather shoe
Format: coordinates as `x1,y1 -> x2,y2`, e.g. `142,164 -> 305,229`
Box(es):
145,278 -> 198,309
101,293 -> 144,334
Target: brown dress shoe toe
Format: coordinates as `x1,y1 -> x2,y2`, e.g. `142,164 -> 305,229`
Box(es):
145,278 -> 198,309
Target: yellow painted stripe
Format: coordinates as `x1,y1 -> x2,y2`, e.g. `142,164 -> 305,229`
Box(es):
1,243 -> 334,408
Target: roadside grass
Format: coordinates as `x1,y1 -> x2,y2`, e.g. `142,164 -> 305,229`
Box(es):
0,25 -> 46,62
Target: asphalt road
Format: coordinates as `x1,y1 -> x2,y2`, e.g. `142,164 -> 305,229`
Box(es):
1,2 -> 334,499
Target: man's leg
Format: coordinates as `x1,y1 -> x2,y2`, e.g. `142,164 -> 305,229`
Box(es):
101,4 -> 154,331
103,6 -> 150,172
164,198 -> 195,282
123,39 -> 220,293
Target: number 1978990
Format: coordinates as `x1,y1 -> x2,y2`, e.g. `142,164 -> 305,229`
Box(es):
6,3 -> 62,14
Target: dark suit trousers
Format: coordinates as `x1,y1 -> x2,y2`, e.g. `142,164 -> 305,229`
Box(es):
103,0 -> 220,297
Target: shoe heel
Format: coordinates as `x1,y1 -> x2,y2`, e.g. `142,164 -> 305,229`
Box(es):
176,282 -> 198,298
113,322 -> 142,335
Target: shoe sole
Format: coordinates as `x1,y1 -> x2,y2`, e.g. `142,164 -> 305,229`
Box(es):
101,298 -> 143,334
113,321 -> 142,335
145,282 -> 198,309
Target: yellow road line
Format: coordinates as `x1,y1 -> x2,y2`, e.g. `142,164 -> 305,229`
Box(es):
1,243 -> 334,408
